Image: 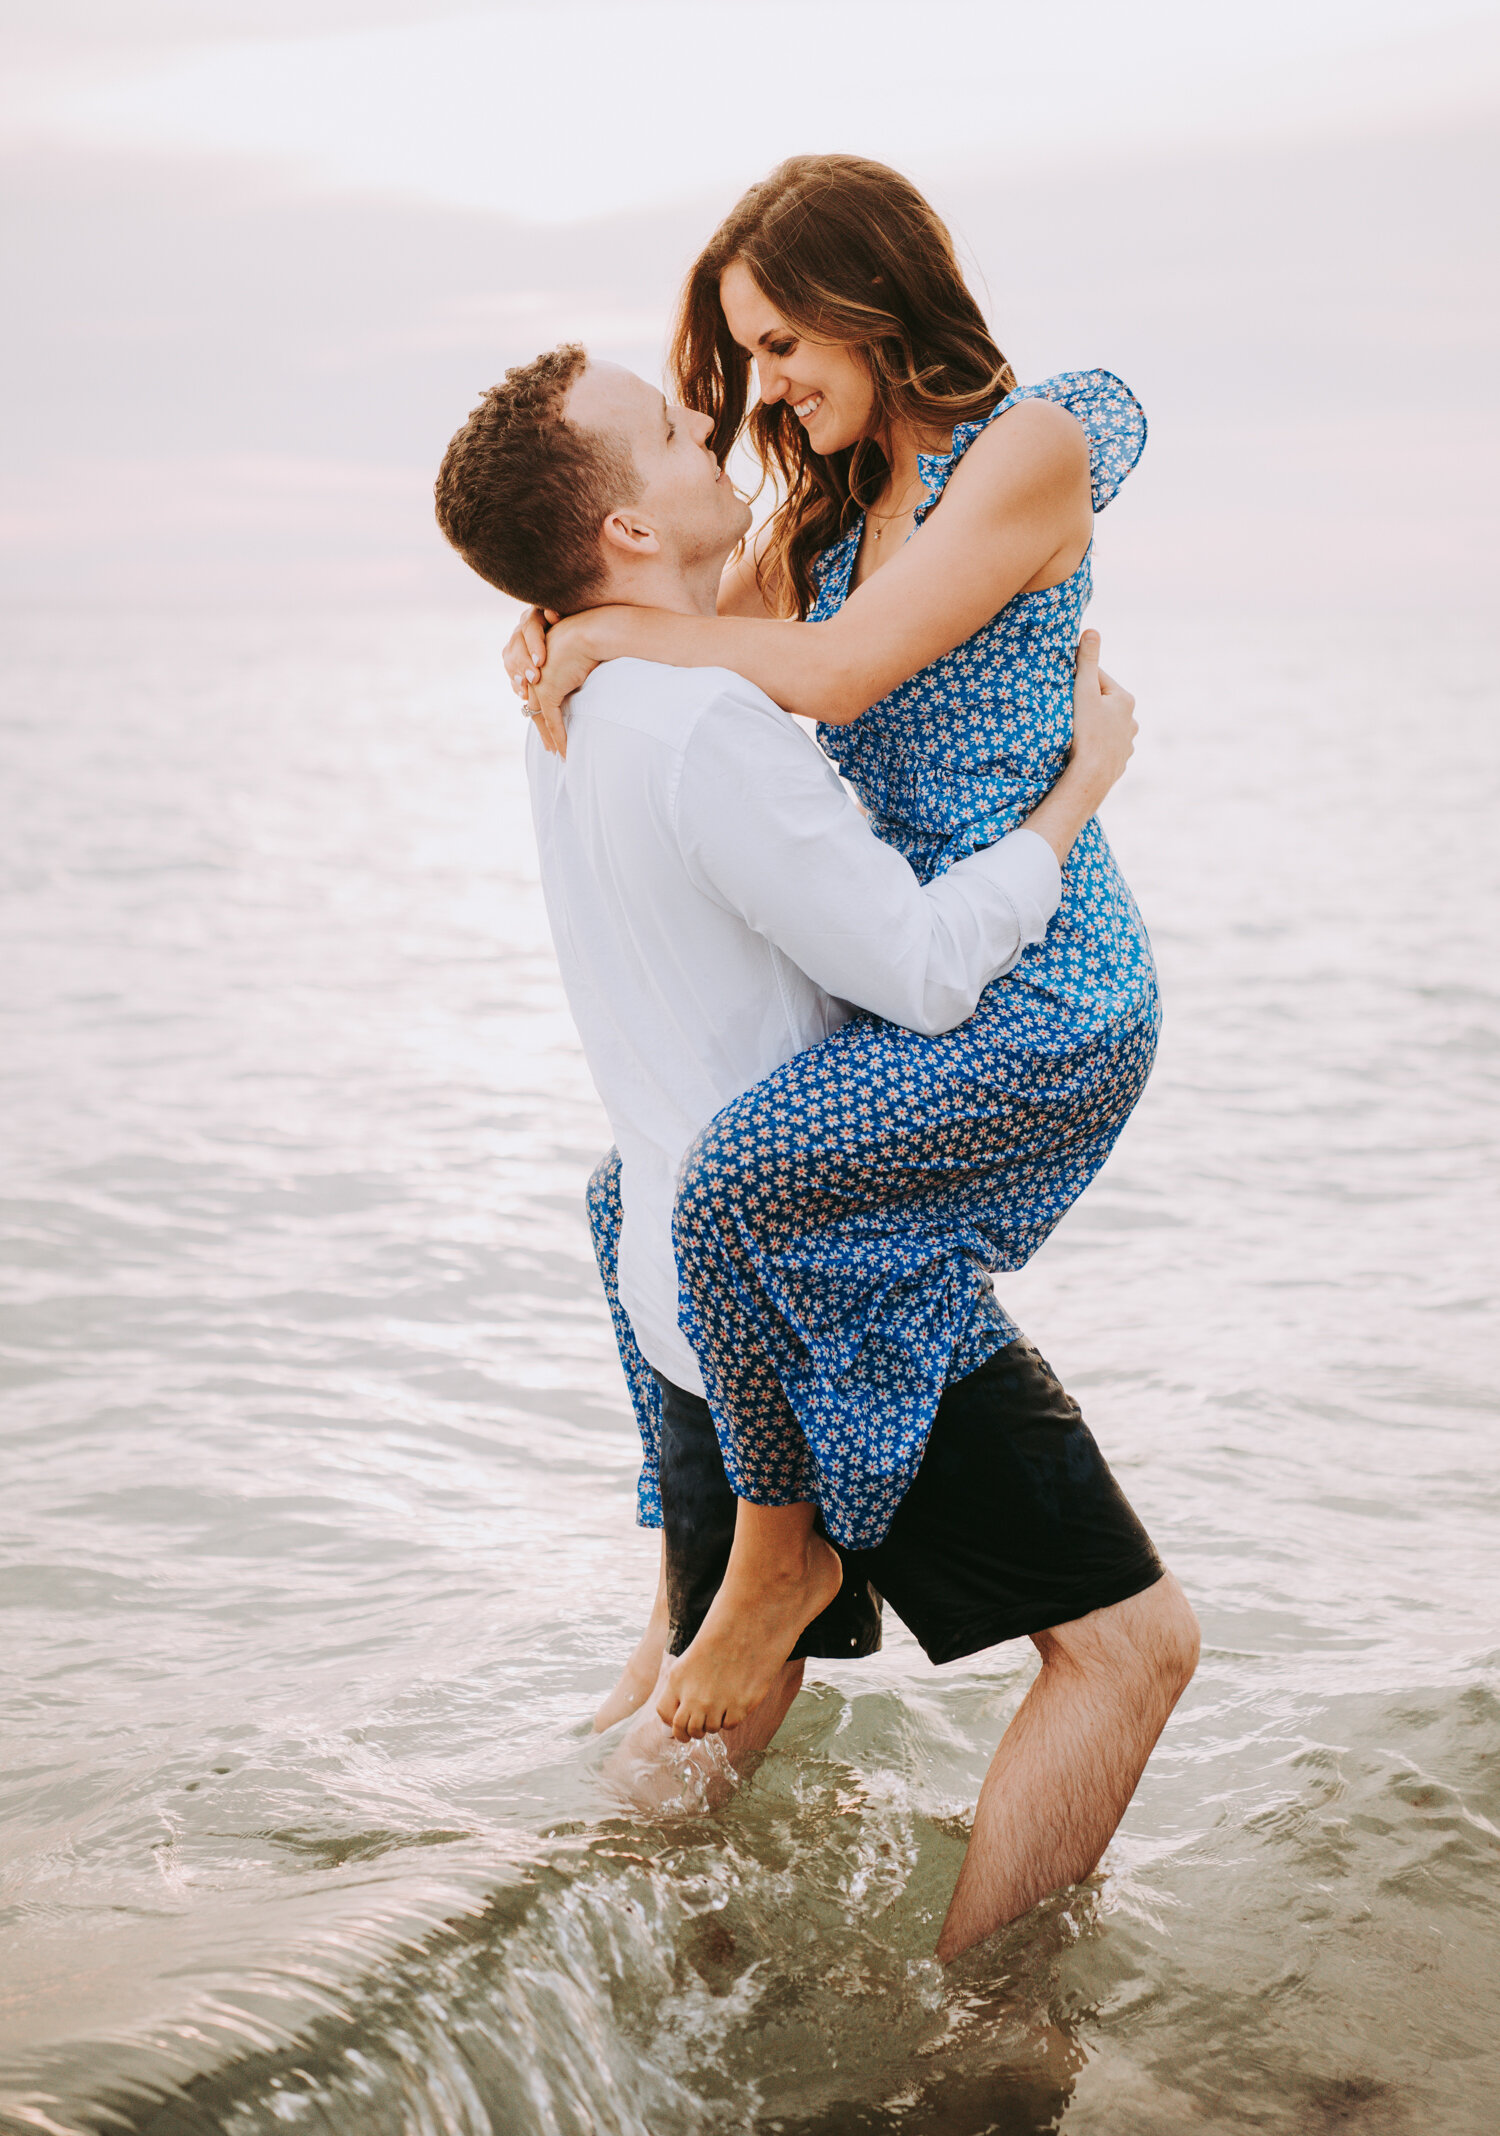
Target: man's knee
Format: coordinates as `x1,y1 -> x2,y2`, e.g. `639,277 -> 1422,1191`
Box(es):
1143,1571 -> 1200,1697
1040,1570 -> 1199,1704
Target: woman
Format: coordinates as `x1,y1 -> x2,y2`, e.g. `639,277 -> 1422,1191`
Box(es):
509,155 -> 1156,1738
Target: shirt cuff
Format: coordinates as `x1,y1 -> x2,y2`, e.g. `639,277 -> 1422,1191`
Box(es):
954,825 -> 1062,951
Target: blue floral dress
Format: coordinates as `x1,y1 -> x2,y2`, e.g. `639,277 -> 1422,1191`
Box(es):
590,370 -> 1158,1548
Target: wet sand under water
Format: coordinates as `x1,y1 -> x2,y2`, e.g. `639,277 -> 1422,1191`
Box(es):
0,606 -> 1496,2134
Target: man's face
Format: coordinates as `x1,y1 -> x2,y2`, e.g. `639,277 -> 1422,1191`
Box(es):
565,360 -> 750,580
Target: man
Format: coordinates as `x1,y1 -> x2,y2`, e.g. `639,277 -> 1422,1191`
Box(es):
434,345 -> 1198,1961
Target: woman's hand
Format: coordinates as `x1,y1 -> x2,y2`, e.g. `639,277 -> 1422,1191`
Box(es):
503,605 -> 563,752
502,606 -> 605,759
523,613 -> 609,757
503,606 -> 553,696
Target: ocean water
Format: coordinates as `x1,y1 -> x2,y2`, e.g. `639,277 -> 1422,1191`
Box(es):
1,604 -> 1496,2135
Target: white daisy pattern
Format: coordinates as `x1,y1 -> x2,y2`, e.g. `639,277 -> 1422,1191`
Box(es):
591,370 -> 1157,1547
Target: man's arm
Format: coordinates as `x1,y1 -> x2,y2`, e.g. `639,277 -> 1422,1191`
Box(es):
676,636 -> 1136,1038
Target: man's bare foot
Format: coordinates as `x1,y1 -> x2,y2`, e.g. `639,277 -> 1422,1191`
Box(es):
593,1541 -> 669,1733
656,1521 -> 841,1740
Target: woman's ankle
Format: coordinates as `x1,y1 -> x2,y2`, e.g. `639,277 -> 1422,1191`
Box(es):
725,1496 -> 820,1585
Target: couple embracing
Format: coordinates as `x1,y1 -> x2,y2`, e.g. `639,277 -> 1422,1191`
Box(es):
436,154 -> 1198,1963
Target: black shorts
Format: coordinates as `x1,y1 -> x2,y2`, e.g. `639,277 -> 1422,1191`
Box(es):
659,1338 -> 1164,1667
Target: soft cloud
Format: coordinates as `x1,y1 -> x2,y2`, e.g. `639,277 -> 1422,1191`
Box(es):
11,1 -> 1500,224
2,1 -> 1494,607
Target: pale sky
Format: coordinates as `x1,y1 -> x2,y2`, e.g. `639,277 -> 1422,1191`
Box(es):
7,0 -> 1499,224
2,0 -> 1494,608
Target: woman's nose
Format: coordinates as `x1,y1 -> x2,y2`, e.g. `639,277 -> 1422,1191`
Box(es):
755,356 -> 787,403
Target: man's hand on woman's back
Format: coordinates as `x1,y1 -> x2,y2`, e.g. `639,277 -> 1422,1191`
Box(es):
1021,632 -> 1138,866
1069,629 -> 1137,790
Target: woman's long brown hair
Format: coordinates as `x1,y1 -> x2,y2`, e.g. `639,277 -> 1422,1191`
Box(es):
668,154 -> 1017,620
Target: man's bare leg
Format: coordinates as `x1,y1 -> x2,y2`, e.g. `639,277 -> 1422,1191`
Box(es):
605,1652 -> 806,1810
656,1499 -> 841,1741
936,1571 -> 1200,1963
593,1537 -> 671,1733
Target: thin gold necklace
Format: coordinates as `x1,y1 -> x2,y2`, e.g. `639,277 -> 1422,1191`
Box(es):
866,473 -> 926,542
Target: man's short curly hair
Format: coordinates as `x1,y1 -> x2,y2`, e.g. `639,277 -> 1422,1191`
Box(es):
434,343 -> 642,613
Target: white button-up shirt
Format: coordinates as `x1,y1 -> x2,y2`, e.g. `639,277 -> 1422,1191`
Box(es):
526,658 -> 1061,1395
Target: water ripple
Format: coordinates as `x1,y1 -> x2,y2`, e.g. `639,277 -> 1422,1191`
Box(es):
0,607 -> 1496,2133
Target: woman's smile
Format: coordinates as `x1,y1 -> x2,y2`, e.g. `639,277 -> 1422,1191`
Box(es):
792,391 -> 824,423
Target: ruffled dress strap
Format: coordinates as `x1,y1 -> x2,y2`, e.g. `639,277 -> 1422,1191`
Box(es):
916,367 -> 1147,517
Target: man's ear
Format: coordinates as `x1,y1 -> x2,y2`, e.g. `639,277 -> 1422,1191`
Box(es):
600,509 -> 662,561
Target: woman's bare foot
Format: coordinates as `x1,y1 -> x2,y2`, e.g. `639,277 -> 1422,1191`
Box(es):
593,1540 -> 670,1733
603,1654 -> 807,1811
656,1500 -> 841,1740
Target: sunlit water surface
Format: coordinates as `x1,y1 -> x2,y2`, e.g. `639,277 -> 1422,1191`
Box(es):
1,606 -> 1496,2135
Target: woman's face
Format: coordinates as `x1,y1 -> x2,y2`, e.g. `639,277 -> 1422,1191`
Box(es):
719,259 -> 876,456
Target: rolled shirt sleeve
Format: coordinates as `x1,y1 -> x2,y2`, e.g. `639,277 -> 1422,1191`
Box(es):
675,685 -> 1061,1035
